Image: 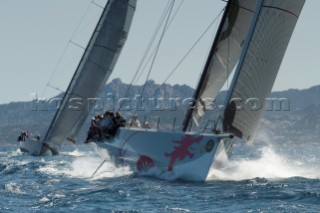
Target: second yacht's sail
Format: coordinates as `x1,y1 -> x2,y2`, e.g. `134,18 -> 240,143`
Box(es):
44,0 -> 137,146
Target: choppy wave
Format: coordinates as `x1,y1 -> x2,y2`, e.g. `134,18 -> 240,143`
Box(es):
1,141 -> 320,212
38,148 -> 133,180
208,145 -> 320,181
37,142 -> 320,182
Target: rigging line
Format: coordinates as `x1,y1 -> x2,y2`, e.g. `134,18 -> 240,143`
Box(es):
91,1 -> 104,9
48,2 -> 98,84
46,83 -> 64,93
50,53 -> 82,83
70,1 -> 105,43
41,1 -> 95,98
41,42 -> 71,98
118,1 -> 173,111
153,7 -> 225,96
134,48 -> 155,86
129,1 -> 172,86
69,41 -> 85,49
71,17 -> 100,42
53,12 -> 103,82
124,0 -> 184,98
71,1 -> 97,39
139,0 -> 176,100
133,0 -> 185,86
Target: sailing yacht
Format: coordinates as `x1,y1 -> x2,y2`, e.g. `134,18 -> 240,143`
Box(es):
88,0 -> 305,181
19,0 -> 137,156
20,0 -> 305,182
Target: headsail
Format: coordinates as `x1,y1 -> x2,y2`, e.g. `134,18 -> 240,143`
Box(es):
182,0 -> 258,131
43,0 -> 137,146
223,0 -> 305,141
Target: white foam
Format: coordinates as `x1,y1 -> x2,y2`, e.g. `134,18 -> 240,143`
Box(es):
39,197 -> 50,203
60,149 -> 91,157
67,155 -> 132,179
207,146 -> 320,181
138,166 -> 179,181
5,182 -> 25,195
38,146 -> 132,180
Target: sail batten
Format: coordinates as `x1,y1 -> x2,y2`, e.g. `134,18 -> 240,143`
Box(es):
223,0 -> 305,141
44,0 -> 136,146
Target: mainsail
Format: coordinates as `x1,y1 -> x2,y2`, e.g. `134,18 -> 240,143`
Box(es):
223,0 -> 305,141
43,0 -> 137,147
182,0 -> 258,131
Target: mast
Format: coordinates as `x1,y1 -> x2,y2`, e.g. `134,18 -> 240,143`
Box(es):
182,1 -> 232,132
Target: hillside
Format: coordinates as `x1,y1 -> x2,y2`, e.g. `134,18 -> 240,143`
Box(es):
1,78 -> 320,144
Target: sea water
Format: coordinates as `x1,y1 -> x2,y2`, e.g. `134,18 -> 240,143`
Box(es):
1,136 -> 320,212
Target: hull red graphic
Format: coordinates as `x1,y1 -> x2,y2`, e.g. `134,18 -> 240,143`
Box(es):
165,135 -> 203,171
136,155 -> 154,171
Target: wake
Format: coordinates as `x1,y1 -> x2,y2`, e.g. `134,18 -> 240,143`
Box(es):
38,144 -> 133,180
37,138 -> 320,182
207,145 -> 320,181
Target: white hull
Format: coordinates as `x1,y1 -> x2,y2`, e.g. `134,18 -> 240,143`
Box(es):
92,128 -> 232,181
19,139 -> 44,156
19,139 -> 56,156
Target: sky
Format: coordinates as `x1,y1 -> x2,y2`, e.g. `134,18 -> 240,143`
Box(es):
0,0 -> 319,104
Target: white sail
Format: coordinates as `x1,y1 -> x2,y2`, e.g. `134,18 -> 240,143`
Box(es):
44,0 -> 137,146
183,0 -> 258,130
223,0 -> 305,141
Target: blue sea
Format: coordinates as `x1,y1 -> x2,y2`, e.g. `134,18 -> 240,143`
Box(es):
1,137 -> 320,212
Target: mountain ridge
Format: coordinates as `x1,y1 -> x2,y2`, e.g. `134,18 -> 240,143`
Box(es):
1,78 -> 319,144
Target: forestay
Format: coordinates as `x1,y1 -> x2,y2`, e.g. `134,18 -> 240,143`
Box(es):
43,0 -> 137,146
223,0 -> 305,141
183,0 -> 258,131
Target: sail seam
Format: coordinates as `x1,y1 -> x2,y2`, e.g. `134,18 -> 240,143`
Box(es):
94,44 -> 117,53
262,6 -> 299,18
128,3 -> 136,9
90,61 -> 110,74
228,2 -> 255,13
